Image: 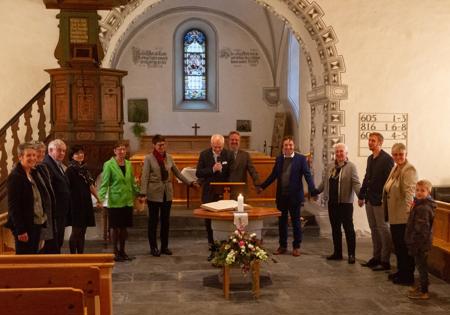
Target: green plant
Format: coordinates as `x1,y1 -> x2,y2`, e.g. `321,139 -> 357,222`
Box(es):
131,122 -> 146,138
212,228 -> 268,273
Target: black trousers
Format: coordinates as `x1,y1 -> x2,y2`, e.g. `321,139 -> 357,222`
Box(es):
277,197 -> 302,249
147,199 -> 172,250
54,215 -> 66,251
15,224 -> 41,254
204,193 -> 221,246
328,203 -> 356,256
390,224 -> 415,281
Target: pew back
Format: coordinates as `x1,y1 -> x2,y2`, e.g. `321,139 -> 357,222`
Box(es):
429,201 -> 450,281
0,287 -> 85,315
0,254 -> 114,315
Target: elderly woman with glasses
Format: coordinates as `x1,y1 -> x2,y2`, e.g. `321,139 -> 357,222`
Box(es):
317,143 -> 361,264
383,142 -> 417,285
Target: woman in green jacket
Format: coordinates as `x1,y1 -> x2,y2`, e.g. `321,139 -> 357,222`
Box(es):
99,141 -> 139,261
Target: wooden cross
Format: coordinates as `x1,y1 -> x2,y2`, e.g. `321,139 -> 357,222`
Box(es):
192,123 -> 200,136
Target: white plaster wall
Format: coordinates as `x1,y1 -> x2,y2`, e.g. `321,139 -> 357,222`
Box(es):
317,0 -> 450,186
0,0 -> 58,127
116,11 -> 276,152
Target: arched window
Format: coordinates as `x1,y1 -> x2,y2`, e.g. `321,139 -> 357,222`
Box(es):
183,29 -> 207,101
174,19 -> 217,111
287,32 -> 300,122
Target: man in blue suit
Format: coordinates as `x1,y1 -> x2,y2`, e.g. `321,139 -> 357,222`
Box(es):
258,136 -> 318,257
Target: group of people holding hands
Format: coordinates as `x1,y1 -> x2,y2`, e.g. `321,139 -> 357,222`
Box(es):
7,140 -> 101,256
320,132 -> 435,300
6,130 -> 435,300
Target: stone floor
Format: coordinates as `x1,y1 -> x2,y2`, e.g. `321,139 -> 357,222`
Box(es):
83,228 -> 450,315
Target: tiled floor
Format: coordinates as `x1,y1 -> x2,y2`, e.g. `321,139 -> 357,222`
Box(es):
85,229 -> 450,315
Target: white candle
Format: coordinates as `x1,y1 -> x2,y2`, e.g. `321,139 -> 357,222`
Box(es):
237,193 -> 244,212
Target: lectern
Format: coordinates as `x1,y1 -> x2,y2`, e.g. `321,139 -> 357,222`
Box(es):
210,182 -> 245,200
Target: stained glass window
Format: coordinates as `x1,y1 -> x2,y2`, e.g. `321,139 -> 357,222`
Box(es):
183,29 -> 207,100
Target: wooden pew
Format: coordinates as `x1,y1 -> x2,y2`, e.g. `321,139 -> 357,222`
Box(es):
0,287 -> 85,315
0,212 -> 15,254
0,254 -> 114,315
429,201 -> 450,281
0,265 -> 100,315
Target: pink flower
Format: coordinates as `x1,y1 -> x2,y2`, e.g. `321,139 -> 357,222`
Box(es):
239,240 -> 245,247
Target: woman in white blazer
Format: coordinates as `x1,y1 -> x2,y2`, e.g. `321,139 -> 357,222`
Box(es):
383,142 -> 417,285
140,135 -> 197,256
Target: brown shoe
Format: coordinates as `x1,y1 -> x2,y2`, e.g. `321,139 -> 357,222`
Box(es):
292,248 -> 301,257
273,247 -> 287,255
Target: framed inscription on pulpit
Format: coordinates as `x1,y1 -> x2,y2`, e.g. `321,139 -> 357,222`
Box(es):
69,18 -> 89,44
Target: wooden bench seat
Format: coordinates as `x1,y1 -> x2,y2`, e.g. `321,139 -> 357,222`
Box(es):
0,287 -> 85,315
0,254 -> 114,315
429,201 -> 450,281
0,265 -> 100,315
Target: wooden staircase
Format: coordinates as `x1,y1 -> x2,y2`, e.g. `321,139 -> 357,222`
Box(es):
0,83 -> 52,212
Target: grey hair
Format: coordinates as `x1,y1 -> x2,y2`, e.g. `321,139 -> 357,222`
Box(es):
210,134 -> 225,145
17,142 -> 36,156
391,142 -> 406,153
333,142 -> 348,153
48,139 -> 66,152
32,141 -> 46,150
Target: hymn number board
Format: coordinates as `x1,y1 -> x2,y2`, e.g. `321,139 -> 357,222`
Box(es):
358,113 -> 408,157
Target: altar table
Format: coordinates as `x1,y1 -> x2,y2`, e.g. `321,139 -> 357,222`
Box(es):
193,207 -> 280,239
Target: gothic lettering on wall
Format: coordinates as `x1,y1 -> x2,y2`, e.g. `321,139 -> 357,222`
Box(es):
132,46 -> 168,68
219,48 -> 260,67
358,113 -> 408,157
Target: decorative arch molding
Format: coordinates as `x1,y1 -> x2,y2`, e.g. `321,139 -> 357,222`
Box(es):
99,0 -> 348,170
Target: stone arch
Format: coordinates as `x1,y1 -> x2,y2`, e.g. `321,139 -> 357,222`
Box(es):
99,0 -> 348,177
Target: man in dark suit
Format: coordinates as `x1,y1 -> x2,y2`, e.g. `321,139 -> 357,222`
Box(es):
227,131 -> 260,197
42,139 -> 71,253
196,134 -> 233,260
258,136 -> 318,257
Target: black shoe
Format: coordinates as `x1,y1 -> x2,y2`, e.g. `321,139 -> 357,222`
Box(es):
120,252 -> 136,261
371,262 -> 391,271
348,255 -> 356,264
388,272 -> 399,281
114,254 -> 125,262
392,276 -> 414,286
150,248 -> 160,257
326,254 -> 343,260
361,257 -> 380,267
207,251 -> 215,261
160,248 -> 173,255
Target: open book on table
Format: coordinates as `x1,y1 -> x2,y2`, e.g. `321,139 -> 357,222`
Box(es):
200,200 -> 251,212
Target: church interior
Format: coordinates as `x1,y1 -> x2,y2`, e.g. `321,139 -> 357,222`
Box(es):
1,0 -> 450,314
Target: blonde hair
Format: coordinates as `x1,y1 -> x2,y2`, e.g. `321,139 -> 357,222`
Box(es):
416,179 -> 432,193
391,142 -> 406,153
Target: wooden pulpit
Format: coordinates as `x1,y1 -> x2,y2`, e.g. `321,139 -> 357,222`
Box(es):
210,182 -> 245,200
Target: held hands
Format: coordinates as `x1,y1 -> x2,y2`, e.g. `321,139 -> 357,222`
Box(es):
17,232 -> 29,242
191,181 -> 200,189
256,186 -> 263,194
212,162 -> 223,173
358,199 -> 365,207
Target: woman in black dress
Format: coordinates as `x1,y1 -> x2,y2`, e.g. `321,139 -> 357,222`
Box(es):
66,145 -> 102,254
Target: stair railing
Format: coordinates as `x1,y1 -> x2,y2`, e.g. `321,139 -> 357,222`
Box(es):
0,83 -> 51,209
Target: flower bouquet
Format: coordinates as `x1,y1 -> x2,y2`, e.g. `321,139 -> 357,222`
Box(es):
212,229 -> 268,273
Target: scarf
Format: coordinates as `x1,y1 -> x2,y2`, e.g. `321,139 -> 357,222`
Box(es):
153,149 -> 168,181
